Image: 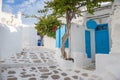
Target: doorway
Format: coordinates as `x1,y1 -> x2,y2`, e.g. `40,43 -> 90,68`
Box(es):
95,24 -> 110,54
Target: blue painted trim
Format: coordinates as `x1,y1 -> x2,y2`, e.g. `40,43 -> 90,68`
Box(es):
56,28 -> 61,48
85,30 -> 91,58
86,19 -> 97,29
65,38 -> 69,48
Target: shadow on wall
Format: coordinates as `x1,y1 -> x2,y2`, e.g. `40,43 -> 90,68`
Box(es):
0,24 -> 22,59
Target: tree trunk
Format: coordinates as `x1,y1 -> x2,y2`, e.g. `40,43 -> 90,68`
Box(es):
61,26 -> 70,59
61,10 -> 71,59
61,31 -> 68,59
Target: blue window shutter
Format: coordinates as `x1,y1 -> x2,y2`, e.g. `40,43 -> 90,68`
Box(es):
56,24 -> 69,48
56,28 -> 61,48
60,25 -> 69,48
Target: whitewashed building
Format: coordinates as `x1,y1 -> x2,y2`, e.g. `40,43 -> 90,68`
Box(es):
55,1 -> 120,79
0,0 -> 38,59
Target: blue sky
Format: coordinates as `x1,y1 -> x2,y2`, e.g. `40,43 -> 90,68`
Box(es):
2,0 -> 46,25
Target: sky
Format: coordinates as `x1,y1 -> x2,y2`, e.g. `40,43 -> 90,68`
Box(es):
2,0 -> 46,25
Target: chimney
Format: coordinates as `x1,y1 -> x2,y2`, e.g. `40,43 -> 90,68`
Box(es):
0,0 -> 2,12
17,12 -> 22,24
17,12 -> 22,20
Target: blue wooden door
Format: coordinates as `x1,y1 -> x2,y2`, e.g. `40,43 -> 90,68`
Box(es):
85,30 -> 91,58
95,24 -> 109,54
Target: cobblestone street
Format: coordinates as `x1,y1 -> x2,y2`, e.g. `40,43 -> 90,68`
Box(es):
0,47 -> 102,80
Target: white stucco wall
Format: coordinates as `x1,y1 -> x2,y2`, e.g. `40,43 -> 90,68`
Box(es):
0,24 -> 22,59
96,54 -> 120,80
70,23 -> 85,53
22,25 -> 37,48
110,5 -> 120,54
96,54 -> 120,73
28,26 -> 37,47
84,5 -> 112,61
0,24 -> 38,59
86,5 -> 112,24
70,23 -> 89,68
95,5 -> 120,80
44,36 -> 56,50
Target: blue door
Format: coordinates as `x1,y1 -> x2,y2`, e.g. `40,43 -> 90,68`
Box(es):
85,30 -> 91,58
95,24 -> 109,54
37,40 -> 41,46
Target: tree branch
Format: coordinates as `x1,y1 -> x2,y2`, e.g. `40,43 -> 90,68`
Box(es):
75,2 -> 86,9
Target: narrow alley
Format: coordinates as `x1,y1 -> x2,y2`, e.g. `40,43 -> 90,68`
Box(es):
0,47 -> 102,80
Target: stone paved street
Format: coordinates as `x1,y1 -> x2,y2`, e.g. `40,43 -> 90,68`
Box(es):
0,47 -> 103,80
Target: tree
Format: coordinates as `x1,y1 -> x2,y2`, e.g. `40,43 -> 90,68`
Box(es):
44,0 -> 114,60
35,15 -> 62,38
23,9 -> 63,39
